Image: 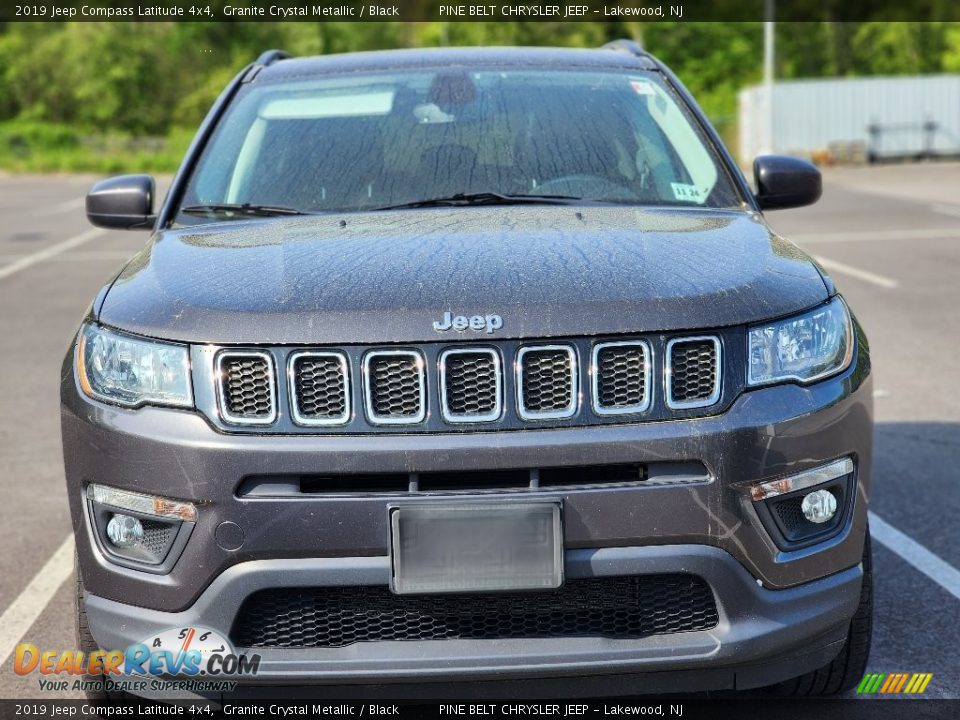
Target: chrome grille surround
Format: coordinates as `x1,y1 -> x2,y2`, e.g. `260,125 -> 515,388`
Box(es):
515,344 -> 579,421
439,347 -> 503,424
195,332 -> 734,434
591,340 -> 652,416
215,350 -> 277,426
288,351 -> 351,427
665,336 -> 722,410
362,350 -> 427,425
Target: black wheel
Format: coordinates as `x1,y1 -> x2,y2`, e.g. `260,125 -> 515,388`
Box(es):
74,551 -> 115,702
774,530 -> 874,696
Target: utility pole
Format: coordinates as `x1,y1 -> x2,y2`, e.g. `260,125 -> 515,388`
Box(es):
763,0 -> 776,154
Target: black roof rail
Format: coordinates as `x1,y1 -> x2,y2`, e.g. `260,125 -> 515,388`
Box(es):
255,49 -> 292,66
601,39 -> 651,59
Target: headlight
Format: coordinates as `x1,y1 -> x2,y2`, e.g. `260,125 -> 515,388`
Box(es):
76,323 -> 193,408
747,296 -> 854,386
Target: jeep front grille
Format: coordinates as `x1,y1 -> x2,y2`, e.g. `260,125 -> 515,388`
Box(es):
592,341 -> 651,415
666,337 -> 721,409
362,350 -> 426,425
289,351 -> 350,426
516,345 -> 578,420
206,332 -> 731,431
439,348 -> 502,423
216,351 -> 276,424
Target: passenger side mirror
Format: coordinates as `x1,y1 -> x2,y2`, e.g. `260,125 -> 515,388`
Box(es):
753,156 -> 822,211
86,175 -> 156,230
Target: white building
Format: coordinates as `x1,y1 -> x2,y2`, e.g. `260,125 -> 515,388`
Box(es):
739,74 -> 960,162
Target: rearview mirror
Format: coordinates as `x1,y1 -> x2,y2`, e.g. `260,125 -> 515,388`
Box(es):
86,175 -> 156,230
753,156 -> 822,211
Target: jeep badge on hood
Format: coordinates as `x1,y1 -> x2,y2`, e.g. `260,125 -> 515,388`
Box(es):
433,311 -> 504,334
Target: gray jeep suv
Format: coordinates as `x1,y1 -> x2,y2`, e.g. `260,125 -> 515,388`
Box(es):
62,44 -> 872,698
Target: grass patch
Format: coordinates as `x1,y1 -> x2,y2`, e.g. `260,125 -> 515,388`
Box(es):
0,122 -> 192,174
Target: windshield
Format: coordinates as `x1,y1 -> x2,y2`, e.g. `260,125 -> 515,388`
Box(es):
176,67 -> 742,223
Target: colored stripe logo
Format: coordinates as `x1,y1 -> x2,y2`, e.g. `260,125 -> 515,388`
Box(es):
857,672 -> 933,694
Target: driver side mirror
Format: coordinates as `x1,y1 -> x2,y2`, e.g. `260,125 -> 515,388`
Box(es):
86,175 -> 157,230
753,156 -> 822,211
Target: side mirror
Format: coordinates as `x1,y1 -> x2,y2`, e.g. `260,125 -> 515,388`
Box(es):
753,156 -> 822,211
86,175 -> 156,230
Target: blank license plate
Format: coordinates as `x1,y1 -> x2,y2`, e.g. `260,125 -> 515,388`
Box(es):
390,503 -> 563,595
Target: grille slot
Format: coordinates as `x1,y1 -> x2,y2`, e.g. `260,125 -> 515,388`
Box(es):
417,469 -> 530,492
592,341 -> 651,415
301,474 -> 410,494
666,337 -> 721,409
539,464 -> 646,487
216,351 -> 276,425
517,345 -> 578,420
231,575 -> 718,649
290,351 -> 350,426
363,350 -> 426,425
439,348 -> 502,423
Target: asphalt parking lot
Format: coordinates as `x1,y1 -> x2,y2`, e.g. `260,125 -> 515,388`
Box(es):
0,163 -> 958,700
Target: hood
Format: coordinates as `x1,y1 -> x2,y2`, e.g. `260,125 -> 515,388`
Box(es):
98,206 -> 829,345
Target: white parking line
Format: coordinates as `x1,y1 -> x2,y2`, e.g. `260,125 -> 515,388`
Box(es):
930,203 -> 960,218
0,251 -> 133,263
32,196 -> 86,217
812,255 -> 900,289
791,227 -> 959,244
869,511 -> 960,602
0,535 -> 74,668
0,228 -> 105,281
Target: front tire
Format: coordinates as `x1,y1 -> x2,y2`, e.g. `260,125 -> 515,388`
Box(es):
775,529 -> 874,696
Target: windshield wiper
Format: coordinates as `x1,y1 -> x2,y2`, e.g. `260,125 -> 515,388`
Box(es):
372,192 -> 582,211
180,203 -> 310,218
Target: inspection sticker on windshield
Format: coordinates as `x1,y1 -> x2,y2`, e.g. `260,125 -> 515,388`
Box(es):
629,78 -> 656,95
671,183 -> 704,202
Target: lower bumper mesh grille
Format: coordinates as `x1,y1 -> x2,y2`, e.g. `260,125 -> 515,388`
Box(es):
230,575 -> 718,649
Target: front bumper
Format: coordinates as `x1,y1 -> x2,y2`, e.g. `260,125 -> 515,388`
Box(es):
84,545 -> 860,694
62,338 -> 871,690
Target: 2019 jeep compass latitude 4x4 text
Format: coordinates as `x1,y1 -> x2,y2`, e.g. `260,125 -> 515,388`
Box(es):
63,44 -> 872,697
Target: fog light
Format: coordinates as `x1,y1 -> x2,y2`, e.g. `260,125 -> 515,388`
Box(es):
801,489 -> 837,524
106,514 -> 144,547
